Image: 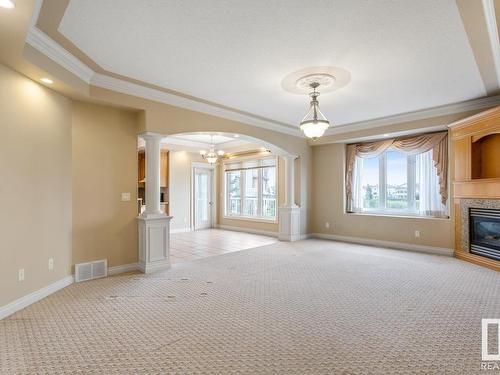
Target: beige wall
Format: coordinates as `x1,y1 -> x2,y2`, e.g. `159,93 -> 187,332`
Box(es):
0,64 -> 72,306
311,143 -> 455,249
72,101 -> 139,268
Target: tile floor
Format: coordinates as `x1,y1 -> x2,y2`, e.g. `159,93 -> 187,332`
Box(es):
170,228 -> 278,264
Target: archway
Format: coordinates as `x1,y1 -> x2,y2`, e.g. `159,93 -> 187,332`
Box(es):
137,130 -> 305,272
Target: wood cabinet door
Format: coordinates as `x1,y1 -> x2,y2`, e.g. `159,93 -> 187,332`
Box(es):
453,137 -> 471,181
160,151 -> 168,188
138,151 -> 145,186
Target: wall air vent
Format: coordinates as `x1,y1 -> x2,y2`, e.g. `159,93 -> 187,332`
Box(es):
75,259 -> 108,282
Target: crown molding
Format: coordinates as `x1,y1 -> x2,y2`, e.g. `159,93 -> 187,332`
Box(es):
25,27 -> 94,83
30,0 -> 44,27
23,26 -> 302,138
325,95 -> 500,136
25,22 -> 500,141
90,73 -> 301,137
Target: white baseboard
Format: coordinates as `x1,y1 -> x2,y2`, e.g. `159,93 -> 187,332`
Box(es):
171,227 -> 192,234
216,224 -> 278,238
0,275 -> 74,320
310,233 -> 454,256
108,263 -> 139,275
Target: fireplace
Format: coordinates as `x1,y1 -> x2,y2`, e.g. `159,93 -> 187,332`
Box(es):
470,208 -> 500,261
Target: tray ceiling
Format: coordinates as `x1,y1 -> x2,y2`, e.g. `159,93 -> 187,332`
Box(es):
57,0 -> 486,127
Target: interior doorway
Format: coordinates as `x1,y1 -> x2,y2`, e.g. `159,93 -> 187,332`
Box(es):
193,164 -> 215,230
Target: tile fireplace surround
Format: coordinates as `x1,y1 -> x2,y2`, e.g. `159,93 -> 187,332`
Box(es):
460,199 -> 500,253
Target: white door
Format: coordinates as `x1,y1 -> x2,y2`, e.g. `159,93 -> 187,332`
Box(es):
194,167 -> 213,230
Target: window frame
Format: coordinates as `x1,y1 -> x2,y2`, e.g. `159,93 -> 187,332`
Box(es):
223,156 -> 278,222
350,150 -> 448,218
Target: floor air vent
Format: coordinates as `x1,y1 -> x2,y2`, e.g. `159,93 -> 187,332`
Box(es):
75,259 -> 108,282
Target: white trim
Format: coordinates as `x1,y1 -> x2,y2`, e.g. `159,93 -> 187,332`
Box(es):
30,0 -> 44,27
107,263 -> 139,275
171,227 -> 192,234
25,26 -> 500,139
91,73 -> 300,137
482,0 -> 500,87
216,224 -> 278,238
192,163 -> 216,230
25,27 -> 94,83
222,215 -> 278,224
311,233 -> 454,256
324,95 -> 500,136
0,275 -> 74,320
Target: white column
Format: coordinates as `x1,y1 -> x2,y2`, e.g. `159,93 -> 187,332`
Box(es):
283,155 -> 298,208
138,133 -> 171,273
142,133 -> 162,217
279,155 -> 301,241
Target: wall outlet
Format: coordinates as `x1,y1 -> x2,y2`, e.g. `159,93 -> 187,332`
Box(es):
18,268 -> 25,282
325,222 -> 330,229
48,258 -> 54,271
414,230 -> 421,238
121,192 -> 131,201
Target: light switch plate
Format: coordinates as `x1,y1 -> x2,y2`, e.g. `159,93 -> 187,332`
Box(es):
414,230 -> 421,238
18,268 -> 24,282
121,192 -> 131,201
48,258 -> 54,271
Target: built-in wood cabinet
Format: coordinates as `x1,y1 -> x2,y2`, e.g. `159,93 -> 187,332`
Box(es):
138,150 -> 169,188
448,105 -> 500,271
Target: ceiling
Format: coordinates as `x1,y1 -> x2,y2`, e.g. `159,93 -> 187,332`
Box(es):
138,133 -> 261,153
56,0 -> 487,127
167,134 -> 242,146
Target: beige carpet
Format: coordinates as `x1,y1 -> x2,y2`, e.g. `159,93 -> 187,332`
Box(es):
1,239 -> 499,374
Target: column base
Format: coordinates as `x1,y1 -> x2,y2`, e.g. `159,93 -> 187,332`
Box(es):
138,215 -> 172,274
278,206 -> 301,242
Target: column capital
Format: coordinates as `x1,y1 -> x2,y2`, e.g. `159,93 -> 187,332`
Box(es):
140,132 -> 163,140
283,154 -> 299,161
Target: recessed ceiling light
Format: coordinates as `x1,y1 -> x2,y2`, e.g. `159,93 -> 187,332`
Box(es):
233,134 -> 240,138
0,0 -> 14,9
383,134 -> 390,137
40,78 -> 54,84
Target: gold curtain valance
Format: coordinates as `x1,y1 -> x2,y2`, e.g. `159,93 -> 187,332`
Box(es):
346,132 -> 448,210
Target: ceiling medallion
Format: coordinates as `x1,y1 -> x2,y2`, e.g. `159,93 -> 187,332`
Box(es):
199,135 -> 225,165
281,66 -> 351,140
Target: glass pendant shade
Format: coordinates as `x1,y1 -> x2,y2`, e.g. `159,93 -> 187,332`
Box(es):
200,136 -> 224,164
300,92 -> 330,139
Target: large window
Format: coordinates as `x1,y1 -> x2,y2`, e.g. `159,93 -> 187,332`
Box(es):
224,157 -> 277,220
351,149 -> 447,217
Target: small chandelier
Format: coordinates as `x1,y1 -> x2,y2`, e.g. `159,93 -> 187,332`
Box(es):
299,82 -> 330,140
199,135 -> 224,165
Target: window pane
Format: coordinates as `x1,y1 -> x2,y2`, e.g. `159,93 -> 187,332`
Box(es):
386,151 -> 408,209
262,166 -> 276,218
226,171 -> 241,215
243,169 -> 258,216
360,157 -> 380,209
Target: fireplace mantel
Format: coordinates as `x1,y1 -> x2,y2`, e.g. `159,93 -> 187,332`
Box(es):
448,106 -> 500,271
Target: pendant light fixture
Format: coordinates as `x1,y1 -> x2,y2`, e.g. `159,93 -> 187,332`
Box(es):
281,67 -> 352,141
299,82 -> 330,140
199,135 -> 224,165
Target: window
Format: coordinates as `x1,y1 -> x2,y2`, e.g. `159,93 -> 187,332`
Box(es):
224,157 -> 277,220
351,149 -> 447,217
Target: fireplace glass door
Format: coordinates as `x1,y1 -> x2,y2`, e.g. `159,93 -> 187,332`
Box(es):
470,208 -> 500,261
